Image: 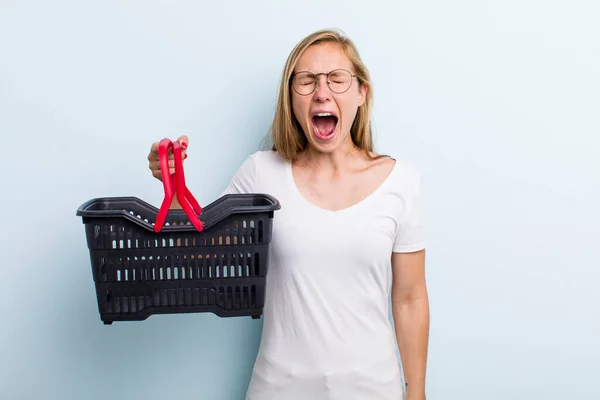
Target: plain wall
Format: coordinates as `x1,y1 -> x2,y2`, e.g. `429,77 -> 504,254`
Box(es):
1,1 -> 598,399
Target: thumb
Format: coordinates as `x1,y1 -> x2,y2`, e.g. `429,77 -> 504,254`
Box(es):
176,135 -> 189,148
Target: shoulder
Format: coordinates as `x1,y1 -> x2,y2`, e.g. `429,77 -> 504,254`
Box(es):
387,158 -> 424,195
231,149 -> 285,174
387,159 -> 427,251
245,149 -> 289,179
249,149 -> 288,168
367,150 -> 422,183
393,159 -> 423,182
222,149 -> 289,196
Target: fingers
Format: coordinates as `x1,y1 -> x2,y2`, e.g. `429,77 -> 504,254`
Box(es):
148,141 -> 159,162
176,135 -> 189,148
149,157 -> 182,172
148,137 -> 188,181
148,141 -> 188,159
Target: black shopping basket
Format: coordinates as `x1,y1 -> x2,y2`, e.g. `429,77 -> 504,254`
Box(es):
76,138 -> 280,324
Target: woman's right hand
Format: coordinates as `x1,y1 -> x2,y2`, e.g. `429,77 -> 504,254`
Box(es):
147,135 -> 189,181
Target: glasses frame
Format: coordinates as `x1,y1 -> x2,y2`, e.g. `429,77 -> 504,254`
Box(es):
290,69 -> 358,96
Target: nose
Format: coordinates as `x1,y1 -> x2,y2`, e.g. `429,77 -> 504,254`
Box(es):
313,74 -> 332,102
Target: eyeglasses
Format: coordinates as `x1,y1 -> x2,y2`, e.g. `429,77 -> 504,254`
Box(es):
291,69 -> 357,95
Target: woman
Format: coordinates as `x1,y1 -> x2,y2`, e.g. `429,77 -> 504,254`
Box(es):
148,29 -> 429,400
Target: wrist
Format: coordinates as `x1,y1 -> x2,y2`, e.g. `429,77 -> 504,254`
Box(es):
406,384 -> 426,400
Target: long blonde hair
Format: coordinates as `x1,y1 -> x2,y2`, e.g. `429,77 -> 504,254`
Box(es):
266,29 -> 377,162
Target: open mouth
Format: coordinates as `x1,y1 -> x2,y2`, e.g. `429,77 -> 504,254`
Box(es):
311,113 -> 338,141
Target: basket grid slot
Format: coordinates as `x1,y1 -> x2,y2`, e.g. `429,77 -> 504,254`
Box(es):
107,252 -> 261,282
91,217 -> 268,250
105,284 -> 257,314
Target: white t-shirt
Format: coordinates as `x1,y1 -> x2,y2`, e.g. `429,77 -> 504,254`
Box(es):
221,150 -> 426,400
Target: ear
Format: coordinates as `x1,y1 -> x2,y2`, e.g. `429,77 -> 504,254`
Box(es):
357,83 -> 368,107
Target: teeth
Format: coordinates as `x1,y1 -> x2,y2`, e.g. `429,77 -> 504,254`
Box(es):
315,112 -> 334,117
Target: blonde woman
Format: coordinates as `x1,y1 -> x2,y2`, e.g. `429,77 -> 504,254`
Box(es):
148,29 -> 429,400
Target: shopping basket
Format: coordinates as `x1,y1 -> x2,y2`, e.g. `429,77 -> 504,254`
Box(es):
76,138 -> 280,324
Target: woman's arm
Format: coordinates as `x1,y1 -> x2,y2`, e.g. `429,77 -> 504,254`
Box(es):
391,249 -> 429,400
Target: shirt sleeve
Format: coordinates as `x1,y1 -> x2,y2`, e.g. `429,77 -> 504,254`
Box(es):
219,153 -> 258,196
393,173 -> 427,253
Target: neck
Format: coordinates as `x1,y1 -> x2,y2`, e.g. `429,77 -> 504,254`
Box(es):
301,135 -> 359,173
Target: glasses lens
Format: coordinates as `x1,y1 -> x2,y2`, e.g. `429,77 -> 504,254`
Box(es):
328,70 -> 352,93
292,72 -> 316,95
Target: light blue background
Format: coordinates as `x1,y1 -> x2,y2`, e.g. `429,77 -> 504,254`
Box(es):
1,1 -> 599,399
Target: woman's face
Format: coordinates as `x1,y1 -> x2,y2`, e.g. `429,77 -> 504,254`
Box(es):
291,42 -> 367,154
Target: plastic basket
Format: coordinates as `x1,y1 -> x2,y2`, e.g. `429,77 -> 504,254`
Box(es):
76,139 -> 280,324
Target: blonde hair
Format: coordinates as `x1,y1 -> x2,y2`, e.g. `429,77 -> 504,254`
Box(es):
266,29 -> 378,162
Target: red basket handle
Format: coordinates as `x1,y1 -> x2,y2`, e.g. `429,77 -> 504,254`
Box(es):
154,138 -> 204,232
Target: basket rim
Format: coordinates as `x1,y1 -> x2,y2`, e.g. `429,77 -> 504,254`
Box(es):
76,193 -> 280,232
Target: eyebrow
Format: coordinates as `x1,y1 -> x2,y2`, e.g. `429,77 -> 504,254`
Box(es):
293,69 -> 353,75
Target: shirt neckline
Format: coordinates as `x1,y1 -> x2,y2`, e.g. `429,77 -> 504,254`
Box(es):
285,157 -> 398,215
